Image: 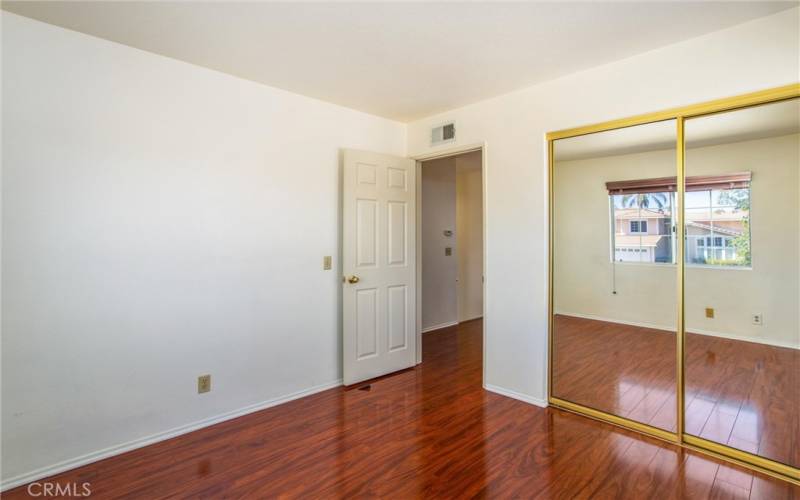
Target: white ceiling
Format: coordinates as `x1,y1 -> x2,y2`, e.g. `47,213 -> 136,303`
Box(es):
554,98 -> 800,161
3,1 -> 797,122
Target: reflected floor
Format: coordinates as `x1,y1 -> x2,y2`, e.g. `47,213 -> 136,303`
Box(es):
553,314 -> 677,431
553,314 -> 800,468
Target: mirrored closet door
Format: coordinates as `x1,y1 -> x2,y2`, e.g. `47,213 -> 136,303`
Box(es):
551,120 -> 678,433
683,98 -> 800,469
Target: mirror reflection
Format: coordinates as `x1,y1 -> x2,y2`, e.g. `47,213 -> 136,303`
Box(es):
684,98 -> 800,467
552,120 -> 677,431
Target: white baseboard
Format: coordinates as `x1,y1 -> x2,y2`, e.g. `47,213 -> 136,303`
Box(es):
555,311 -> 799,350
484,384 -> 548,408
0,379 -> 343,492
421,320 -> 458,333
421,317 -> 483,334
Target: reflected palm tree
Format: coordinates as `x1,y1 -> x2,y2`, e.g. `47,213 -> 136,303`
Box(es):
621,192 -> 669,210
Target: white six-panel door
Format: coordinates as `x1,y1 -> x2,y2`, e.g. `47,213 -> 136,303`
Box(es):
342,149 -> 416,385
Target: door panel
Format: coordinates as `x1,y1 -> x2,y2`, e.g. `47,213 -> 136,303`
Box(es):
356,288 -> 378,360
356,199 -> 378,267
387,201 -> 407,266
387,285 -> 408,351
343,149 -> 416,385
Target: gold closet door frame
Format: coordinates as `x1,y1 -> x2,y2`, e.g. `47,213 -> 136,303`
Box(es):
546,83 -> 800,485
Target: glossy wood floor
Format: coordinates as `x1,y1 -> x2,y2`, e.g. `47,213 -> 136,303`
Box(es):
553,314 -> 800,469
7,319 -> 799,498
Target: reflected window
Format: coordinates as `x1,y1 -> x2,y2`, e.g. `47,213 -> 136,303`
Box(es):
607,173 -> 751,267
685,186 -> 751,267
610,191 -> 675,263
629,220 -> 648,233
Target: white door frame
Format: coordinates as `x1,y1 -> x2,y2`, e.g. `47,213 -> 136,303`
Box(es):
412,142 -> 487,384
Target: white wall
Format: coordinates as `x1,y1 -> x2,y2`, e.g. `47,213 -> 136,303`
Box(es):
407,8 -> 800,403
421,157 -> 458,330
456,152 -> 483,322
553,145 -> 677,330
1,13 -> 405,486
554,134 -> 799,348
685,134 -> 799,347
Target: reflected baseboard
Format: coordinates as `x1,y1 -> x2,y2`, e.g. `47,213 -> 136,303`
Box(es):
689,327 -> 799,350
554,311 -> 799,350
555,311 -> 673,333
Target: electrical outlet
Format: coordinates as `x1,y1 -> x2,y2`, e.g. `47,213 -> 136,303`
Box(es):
705,307 -> 714,319
752,314 -> 763,326
198,374 -> 211,394
323,256 -> 332,270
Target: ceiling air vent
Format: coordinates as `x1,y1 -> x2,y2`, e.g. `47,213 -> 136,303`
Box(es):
431,122 -> 456,146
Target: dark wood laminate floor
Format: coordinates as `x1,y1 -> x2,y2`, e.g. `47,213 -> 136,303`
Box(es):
553,314 -> 800,469
6,319 -> 799,498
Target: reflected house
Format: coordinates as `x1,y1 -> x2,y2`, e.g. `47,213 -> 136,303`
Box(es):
685,208 -> 748,263
613,207 -> 674,263
613,205 -> 748,264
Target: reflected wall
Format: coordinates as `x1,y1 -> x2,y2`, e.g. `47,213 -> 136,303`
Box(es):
684,98 -> 800,468
552,120 -> 677,432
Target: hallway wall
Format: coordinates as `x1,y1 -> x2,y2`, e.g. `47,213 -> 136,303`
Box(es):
456,152 -> 484,322
421,157 -> 458,330
421,151 -> 483,331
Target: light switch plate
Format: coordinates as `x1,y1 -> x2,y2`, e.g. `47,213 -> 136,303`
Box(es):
445,247 -> 452,256
323,256 -> 332,270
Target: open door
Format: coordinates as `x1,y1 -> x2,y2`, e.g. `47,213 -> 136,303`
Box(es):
342,149 -> 416,385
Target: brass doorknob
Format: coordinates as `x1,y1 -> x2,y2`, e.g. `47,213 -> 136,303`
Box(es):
347,275 -> 360,284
